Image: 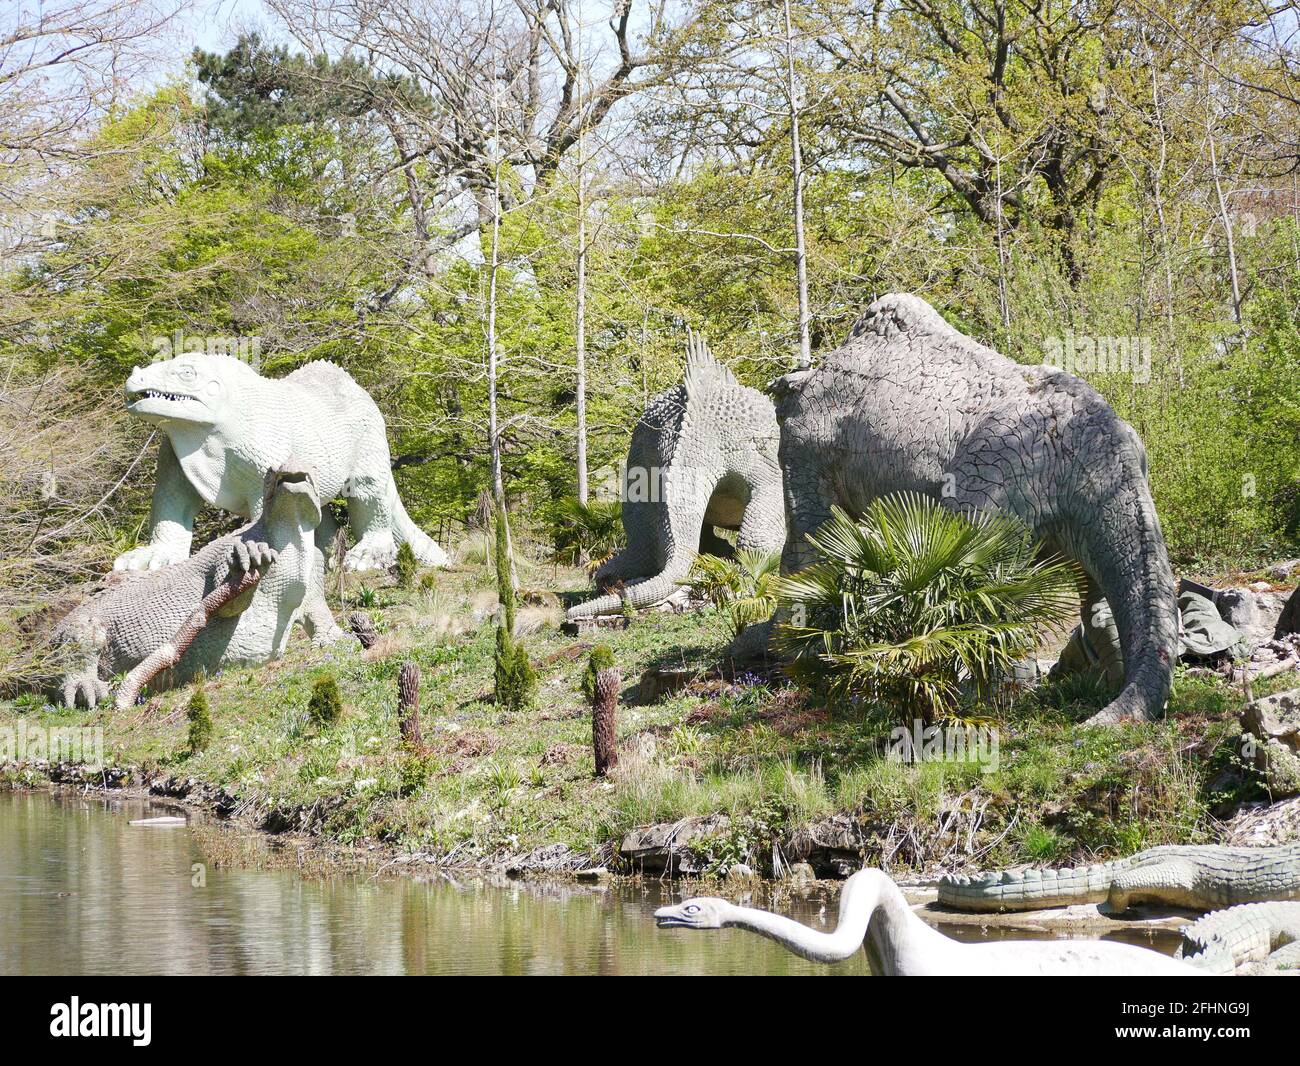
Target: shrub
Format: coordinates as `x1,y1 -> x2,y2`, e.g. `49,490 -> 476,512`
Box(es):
582,643 -> 616,700
308,674 -> 344,726
185,683 -> 213,755
394,541 -> 418,587
494,627 -> 537,711
547,497 -> 625,568
776,493 -> 1079,723
686,549 -> 781,637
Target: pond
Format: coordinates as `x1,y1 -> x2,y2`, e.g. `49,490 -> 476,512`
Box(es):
0,790 -> 1177,975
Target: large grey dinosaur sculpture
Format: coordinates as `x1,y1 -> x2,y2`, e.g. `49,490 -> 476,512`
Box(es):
114,354 -> 448,574
937,842 -> 1300,913
54,460 -> 343,708
655,868 -> 1199,975
770,293 -> 1177,723
567,335 -> 785,619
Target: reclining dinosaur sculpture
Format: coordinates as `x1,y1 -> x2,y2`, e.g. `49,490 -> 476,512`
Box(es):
937,842 -> 1300,913
769,293 -> 1178,723
655,868 -> 1199,975
54,460 -> 343,708
113,353 -> 448,574
568,334 -> 785,619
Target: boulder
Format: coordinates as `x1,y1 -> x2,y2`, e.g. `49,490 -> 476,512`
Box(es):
638,666 -> 695,703
619,814 -> 731,875
1241,688 -> 1300,797
1277,586 -> 1300,639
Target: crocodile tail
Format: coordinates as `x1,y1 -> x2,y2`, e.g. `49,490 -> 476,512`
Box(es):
937,861 -> 1121,912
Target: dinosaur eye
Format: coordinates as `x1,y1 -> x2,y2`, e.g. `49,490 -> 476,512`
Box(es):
176,364 -> 196,383
684,904 -> 699,914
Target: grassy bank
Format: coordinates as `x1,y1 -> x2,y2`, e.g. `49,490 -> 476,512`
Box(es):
0,547 -> 1293,878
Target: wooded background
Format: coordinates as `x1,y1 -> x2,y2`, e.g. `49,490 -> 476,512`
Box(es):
3,0 -> 1299,604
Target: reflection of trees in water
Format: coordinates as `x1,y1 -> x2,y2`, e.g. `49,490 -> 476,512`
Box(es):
0,793 -> 866,975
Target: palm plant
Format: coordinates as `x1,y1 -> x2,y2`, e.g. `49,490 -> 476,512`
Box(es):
548,497 -> 624,570
775,494 -> 1079,723
686,549 -> 782,638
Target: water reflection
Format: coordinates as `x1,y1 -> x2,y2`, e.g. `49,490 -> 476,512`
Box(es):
0,792 -> 1175,975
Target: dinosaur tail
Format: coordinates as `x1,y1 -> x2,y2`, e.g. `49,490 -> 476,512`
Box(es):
937,862 -> 1120,912
567,469 -> 703,619
1071,426 -> 1178,724
391,494 -> 448,568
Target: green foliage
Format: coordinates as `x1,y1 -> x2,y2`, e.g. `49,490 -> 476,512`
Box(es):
394,541 -> 418,588
686,549 -> 782,637
185,683 -> 213,755
307,675 -> 344,727
494,626 -> 537,712
776,494 -> 1080,723
546,498 -> 624,567
582,644 -> 616,701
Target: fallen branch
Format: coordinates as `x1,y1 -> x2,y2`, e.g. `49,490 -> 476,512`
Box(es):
114,565 -> 264,710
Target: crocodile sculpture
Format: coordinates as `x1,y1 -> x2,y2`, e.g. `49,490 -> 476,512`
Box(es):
567,333 -> 785,618
769,293 -> 1178,723
54,459 -> 344,708
938,842 -> 1300,913
113,353 -> 448,573
1177,901 -> 1300,974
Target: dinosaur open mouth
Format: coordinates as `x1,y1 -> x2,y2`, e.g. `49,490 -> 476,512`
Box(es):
128,388 -> 196,404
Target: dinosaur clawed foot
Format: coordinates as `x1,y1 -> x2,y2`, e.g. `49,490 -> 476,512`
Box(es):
344,532 -> 398,572
61,675 -> 110,710
229,539 -> 278,575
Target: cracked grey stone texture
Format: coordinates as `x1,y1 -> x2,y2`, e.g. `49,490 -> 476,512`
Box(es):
54,461 -> 345,708
113,354 -> 448,575
568,336 -> 785,618
1242,688 -> 1300,797
1177,900 -> 1300,973
769,292 -> 1177,724
938,842 -> 1300,913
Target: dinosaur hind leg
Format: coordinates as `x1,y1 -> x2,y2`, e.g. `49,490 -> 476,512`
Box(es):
344,469 -> 446,572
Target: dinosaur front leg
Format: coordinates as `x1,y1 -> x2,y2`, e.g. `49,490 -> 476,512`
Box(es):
1107,861 -> 1200,912
301,541 -> 347,645
114,439 -> 205,571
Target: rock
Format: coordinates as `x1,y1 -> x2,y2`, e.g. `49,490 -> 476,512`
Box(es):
784,861 -> 817,884
1277,587 -> 1300,638
1268,559 -> 1300,581
1216,587 -> 1258,630
575,866 -> 610,881
619,814 -> 731,875
639,666 -> 695,703
561,615 -> 630,636
782,813 -> 869,877
1241,688 -> 1300,797
1222,795 -> 1300,846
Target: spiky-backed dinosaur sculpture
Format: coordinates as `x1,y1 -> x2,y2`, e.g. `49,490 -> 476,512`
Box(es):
113,354 -> 448,574
1177,901 -> 1300,974
769,293 -> 1177,723
568,334 -> 785,619
54,460 -> 343,708
937,842 -> 1300,913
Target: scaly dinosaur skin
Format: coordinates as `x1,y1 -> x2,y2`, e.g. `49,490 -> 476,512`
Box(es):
114,354 -> 448,573
568,336 -> 785,619
1177,901 -> 1300,974
770,293 -> 1177,723
938,843 -> 1300,914
54,461 -> 344,708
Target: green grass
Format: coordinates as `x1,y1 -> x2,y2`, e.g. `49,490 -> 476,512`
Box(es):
0,550 -> 1290,876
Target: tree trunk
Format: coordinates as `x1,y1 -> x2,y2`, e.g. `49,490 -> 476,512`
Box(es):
592,666 -> 620,776
783,0 -> 811,369
398,660 -> 422,748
